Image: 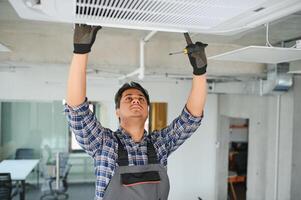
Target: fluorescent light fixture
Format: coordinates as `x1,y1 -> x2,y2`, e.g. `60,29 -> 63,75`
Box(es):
0,43 -> 11,52
208,46 -> 301,64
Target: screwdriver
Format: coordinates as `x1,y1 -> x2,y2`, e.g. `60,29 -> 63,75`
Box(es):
169,45 -> 204,55
169,33 -> 203,55
168,49 -> 189,55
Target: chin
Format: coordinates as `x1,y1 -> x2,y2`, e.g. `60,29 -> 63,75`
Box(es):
132,114 -> 148,120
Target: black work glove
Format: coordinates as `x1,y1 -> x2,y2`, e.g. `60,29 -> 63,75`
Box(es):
73,24 -> 102,54
186,42 -> 208,75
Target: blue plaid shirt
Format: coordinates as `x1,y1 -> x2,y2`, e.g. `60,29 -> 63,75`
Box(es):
65,98 -> 203,200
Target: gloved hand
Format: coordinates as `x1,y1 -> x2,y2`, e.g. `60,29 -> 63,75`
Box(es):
186,42 -> 208,75
73,24 -> 102,54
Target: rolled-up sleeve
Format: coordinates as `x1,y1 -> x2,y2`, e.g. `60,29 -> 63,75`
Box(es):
153,106 -> 203,156
64,98 -> 111,158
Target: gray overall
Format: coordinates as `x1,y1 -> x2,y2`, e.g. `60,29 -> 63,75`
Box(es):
103,135 -> 170,200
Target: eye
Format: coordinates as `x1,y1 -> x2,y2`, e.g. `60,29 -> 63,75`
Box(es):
125,96 -> 132,102
139,97 -> 145,102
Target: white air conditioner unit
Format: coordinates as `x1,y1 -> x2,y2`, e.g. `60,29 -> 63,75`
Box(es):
9,0 -> 301,35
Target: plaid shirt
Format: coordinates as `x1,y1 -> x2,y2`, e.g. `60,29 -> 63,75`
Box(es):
65,98 -> 203,200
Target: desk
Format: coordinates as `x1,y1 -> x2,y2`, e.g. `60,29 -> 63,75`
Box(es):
0,159 -> 39,200
228,171 -> 246,200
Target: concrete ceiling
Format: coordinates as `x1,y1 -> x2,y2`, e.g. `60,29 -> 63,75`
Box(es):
0,0 -> 301,80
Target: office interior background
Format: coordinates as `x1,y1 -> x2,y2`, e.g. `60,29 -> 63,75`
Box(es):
0,0 -> 301,199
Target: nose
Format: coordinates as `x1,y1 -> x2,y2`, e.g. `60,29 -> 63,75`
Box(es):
131,97 -> 140,104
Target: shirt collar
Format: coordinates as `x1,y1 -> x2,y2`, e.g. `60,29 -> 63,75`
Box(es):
117,126 -> 149,144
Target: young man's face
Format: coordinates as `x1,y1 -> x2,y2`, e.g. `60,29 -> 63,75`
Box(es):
116,88 -> 148,122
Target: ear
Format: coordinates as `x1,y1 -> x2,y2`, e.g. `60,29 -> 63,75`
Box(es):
115,109 -> 120,118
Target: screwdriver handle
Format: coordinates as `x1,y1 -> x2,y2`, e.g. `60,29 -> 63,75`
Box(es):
184,32 -> 193,45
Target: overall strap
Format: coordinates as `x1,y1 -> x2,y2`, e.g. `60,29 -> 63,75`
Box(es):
147,135 -> 159,164
116,135 -> 129,166
116,134 -> 159,166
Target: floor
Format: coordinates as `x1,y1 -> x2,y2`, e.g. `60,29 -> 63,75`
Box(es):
12,183 -> 95,200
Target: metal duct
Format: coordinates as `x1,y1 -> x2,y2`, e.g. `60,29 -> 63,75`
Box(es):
262,63 -> 293,93
207,63 -> 293,95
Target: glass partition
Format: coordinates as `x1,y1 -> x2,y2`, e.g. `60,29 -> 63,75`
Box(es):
0,100 -> 69,160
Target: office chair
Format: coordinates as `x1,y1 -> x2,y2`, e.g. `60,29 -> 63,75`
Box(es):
15,148 -> 34,159
232,151 -> 248,197
234,151 -> 248,175
40,153 -> 72,200
0,173 -> 19,200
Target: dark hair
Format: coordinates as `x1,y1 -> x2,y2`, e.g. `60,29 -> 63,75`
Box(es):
114,81 -> 150,109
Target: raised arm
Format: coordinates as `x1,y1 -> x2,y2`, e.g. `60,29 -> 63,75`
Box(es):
67,24 -> 101,107
67,54 -> 88,106
185,35 -> 208,117
151,36 -> 207,156
186,74 -> 207,117
65,25 -> 106,158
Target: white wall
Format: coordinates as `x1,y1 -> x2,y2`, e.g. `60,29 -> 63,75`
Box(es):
0,103 -> 2,159
167,94 -> 218,200
277,92 -> 294,200
218,92 -> 293,200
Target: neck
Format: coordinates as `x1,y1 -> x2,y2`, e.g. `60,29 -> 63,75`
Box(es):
120,119 -> 145,142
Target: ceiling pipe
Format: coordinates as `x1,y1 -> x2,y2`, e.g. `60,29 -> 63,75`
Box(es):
119,30 -> 157,80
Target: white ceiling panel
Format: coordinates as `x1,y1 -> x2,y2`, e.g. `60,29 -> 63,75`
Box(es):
209,46 -> 301,64
0,43 -> 11,52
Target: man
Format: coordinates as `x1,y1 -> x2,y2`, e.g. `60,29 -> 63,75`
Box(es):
65,24 -> 207,200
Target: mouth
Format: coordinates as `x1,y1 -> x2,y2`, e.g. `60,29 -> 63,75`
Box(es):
130,105 -> 142,110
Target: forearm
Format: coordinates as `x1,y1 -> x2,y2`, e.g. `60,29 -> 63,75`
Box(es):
186,74 -> 207,117
67,53 -> 88,107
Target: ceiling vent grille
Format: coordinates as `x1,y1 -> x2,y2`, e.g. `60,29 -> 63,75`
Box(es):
74,0 -> 265,31
9,0 -> 301,34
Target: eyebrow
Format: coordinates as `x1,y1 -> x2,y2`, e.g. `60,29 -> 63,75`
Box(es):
123,94 -> 145,97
